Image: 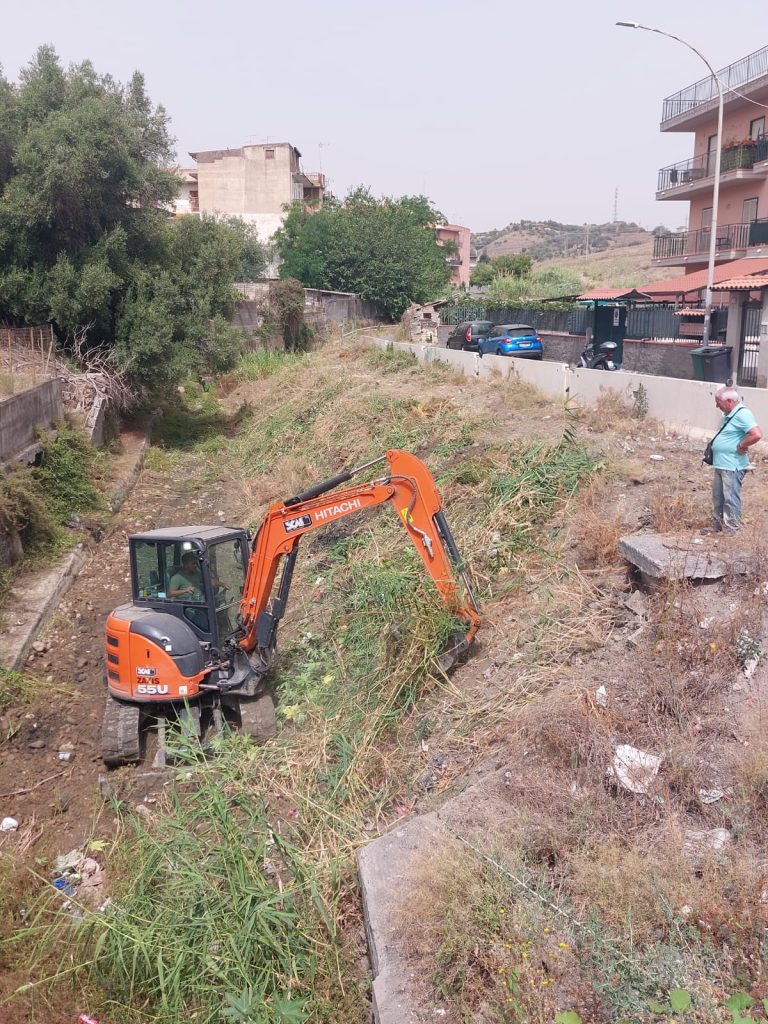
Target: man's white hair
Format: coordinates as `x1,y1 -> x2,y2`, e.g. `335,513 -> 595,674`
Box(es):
716,386 -> 740,402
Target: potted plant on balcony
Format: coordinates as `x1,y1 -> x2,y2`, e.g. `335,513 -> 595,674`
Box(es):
721,138 -> 757,171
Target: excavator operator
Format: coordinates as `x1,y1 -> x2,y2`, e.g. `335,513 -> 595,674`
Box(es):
168,552 -> 204,600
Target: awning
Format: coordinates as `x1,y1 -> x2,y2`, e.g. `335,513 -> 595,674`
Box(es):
577,288 -> 654,301
672,308 -> 707,316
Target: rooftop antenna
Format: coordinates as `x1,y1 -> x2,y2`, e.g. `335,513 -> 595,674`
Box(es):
613,187 -> 619,229
318,141 -> 330,173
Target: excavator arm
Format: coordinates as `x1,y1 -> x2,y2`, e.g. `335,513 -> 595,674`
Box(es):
236,449 -> 480,661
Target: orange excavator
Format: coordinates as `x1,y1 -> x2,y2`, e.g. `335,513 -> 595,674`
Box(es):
101,449 -> 480,766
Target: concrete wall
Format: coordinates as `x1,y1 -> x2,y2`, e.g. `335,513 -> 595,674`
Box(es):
372,337 -> 768,442
0,378 -> 63,461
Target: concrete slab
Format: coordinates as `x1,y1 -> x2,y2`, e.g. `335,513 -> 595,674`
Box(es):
357,812 -> 452,1024
618,533 -> 756,581
0,546 -> 90,670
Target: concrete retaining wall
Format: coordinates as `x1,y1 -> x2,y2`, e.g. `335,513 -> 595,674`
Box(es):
374,338 -> 768,441
0,377 -> 63,461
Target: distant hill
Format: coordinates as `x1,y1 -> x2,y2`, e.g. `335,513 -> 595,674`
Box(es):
472,220 -> 661,262
536,239 -> 679,290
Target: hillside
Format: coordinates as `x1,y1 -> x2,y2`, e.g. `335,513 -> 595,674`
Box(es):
473,219 -> 663,262
537,238 -> 680,290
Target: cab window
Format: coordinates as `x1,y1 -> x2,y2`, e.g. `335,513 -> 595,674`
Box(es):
208,539 -> 247,641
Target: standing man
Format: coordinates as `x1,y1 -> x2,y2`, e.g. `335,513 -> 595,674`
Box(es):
709,386 -> 762,533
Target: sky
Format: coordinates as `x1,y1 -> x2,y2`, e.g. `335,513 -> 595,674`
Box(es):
1,0 -> 765,234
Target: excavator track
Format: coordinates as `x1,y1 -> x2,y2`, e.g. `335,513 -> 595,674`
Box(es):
101,695 -> 141,767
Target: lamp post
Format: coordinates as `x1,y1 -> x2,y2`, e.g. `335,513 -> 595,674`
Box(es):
617,22 -> 724,346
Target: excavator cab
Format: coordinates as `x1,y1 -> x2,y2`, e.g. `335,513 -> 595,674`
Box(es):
128,526 -> 249,650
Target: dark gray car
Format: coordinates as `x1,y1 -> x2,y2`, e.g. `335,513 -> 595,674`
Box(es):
445,320 -> 493,352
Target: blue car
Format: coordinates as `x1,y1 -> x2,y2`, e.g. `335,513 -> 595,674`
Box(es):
479,323 -> 543,360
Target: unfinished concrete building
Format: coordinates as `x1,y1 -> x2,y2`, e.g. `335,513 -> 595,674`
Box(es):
180,143 -> 325,244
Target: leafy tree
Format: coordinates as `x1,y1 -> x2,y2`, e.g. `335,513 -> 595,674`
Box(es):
270,277 -> 312,352
0,48 -> 269,389
274,188 -> 451,320
470,253 -> 533,287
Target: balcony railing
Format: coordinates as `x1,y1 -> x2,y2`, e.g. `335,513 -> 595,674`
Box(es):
653,218 -> 768,261
658,135 -> 768,191
662,44 -> 768,122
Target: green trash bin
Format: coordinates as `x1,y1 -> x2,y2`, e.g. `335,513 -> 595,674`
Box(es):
700,345 -> 732,383
690,347 -> 706,381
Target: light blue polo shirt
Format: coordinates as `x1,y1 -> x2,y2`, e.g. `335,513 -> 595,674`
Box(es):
712,403 -> 758,471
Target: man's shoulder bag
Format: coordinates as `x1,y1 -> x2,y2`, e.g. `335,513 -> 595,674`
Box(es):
703,414 -> 733,466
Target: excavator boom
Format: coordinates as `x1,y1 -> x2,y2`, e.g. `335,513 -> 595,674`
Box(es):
238,449 -> 479,656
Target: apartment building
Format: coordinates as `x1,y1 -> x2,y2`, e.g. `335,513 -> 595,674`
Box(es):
653,45 -> 768,271
176,143 -> 325,243
435,223 -> 472,288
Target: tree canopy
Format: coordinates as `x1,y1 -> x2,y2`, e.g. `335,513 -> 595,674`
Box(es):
0,48 -> 268,388
470,254 -> 533,287
274,188 -> 452,320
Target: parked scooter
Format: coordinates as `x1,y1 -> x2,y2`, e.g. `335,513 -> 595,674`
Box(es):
577,339 -> 619,371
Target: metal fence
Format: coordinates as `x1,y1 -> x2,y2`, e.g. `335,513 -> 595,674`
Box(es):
439,304 -> 698,341
0,325 -> 56,397
662,44 -> 768,121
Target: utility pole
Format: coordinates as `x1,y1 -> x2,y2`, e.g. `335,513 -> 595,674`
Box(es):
613,188 -> 619,231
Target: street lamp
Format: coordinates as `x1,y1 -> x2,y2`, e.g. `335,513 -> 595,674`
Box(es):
617,21 -> 724,346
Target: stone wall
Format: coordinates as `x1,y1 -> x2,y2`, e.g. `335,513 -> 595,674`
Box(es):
0,377 -> 63,462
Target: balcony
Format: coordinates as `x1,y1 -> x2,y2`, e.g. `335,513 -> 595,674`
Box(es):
653,219 -> 768,263
657,136 -> 768,196
662,44 -> 768,124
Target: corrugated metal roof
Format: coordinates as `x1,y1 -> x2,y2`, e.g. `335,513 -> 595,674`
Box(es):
712,273 -> 768,290
577,288 -> 653,301
643,258 -> 768,297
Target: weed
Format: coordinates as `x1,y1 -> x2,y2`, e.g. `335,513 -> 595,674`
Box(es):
34,428 -> 101,524
632,382 -> 649,420
0,667 -> 41,709
236,349 -> 306,382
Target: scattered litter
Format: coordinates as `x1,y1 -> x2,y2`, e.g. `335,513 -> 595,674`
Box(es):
692,537 -> 703,545
699,787 -> 731,804
420,739 -> 429,753
744,657 -> 760,679
608,744 -> 663,795
684,827 -> 732,864
622,441 -> 635,453
58,750 -> 75,762
52,847 -> 106,908
503,770 -> 513,786
79,1014 -> 101,1024
679,904 -> 693,918
595,685 -> 608,708
698,616 -> 715,630
649,454 -> 665,461
0,816 -> 19,832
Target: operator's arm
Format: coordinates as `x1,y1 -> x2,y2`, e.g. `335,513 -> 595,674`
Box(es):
168,574 -> 195,598
737,425 -> 762,454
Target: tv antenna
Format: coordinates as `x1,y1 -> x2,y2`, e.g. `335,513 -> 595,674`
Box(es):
612,187 -> 619,228
318,141 -> 330,173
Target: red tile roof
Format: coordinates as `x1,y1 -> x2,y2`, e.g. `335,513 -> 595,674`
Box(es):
712,273 -> 768,290
643,258 -> 768,298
